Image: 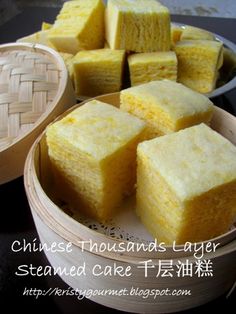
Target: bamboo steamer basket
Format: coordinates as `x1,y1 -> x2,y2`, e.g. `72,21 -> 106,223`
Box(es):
24,93 -> 236,313
0,42 -> 76,184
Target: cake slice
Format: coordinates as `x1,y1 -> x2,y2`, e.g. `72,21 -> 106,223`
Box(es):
171,23 -> 183,46
175,40 -> 223,93
180,25 -> 215,41
46,100 -> 146,221
105,0 -> 170,52
137,123 -> 236,244
41,22 -> 53,31
48,0 -> 105,54
128,51 -> 177,86
73,48 -> 125,97
59,53 -> 74,81
120,80 -> 213,138
17,30 -> 56,49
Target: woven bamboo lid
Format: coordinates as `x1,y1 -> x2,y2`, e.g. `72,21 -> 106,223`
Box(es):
0,43 -> 76,184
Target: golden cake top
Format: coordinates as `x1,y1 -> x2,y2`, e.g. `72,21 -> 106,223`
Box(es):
128,51 -> 177,64
47,100 -> 146,161
49,20 -> 87,36
121,80 -> 213,120
62,0 -> 102,10
108,0 -> 168,13
175,39 -> 223,52
138,123 -> 236,201
180,25 -> 215,41
49,0 -> 104,36
73,49 -> 125,63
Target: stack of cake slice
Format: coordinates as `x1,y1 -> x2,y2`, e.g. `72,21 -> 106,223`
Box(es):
46,100 -> 146,221
137,124 -> 236,244
128,51 -> 177,86
175,40 -> 223,93
120,80 -> 214,138
48,0 -> 105,54
105,0 -> 171,52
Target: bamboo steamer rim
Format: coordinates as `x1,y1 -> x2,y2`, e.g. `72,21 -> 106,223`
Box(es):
24,93 -> 236,263
0,42 -> 68,152
0,42 -> 76,184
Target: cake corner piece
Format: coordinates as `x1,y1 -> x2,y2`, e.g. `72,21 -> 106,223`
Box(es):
120,80 -> 214,139
46,99 -> 146,221
136,123 -> 236,244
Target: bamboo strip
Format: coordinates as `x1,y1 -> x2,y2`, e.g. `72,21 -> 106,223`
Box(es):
0,46 -> 61,148
0,43 -> 76,184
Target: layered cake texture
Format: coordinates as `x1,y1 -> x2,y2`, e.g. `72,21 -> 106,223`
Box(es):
137,124 -> 236,244
128,51 -> 177,86
46,100 -> 146,221
73,49 -> 125,96
175,40 -> 223,93
105,0 -> 171,52
120,80 -> 214,138
48,0 -> 105,54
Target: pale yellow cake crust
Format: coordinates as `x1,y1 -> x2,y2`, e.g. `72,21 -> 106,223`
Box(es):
120,80 -> 214,137
46,100 -> 146,221
48,0 -> 105,54
175,40 -> 223,93
128,51 -> 177,86
138,124 -> 236,200
73,49 -> 125,97
137,123 -> 236,244
105,0 -> 171,52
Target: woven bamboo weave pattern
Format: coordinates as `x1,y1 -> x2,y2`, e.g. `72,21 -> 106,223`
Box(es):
0,49 -> 61,151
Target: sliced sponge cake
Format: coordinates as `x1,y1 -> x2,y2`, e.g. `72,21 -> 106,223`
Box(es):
48,0 -> 105,54
105,0 -> 170,52
137,123 -> 236,244
46,100 -> 146,221
120,80 -> 214,138
73,48 -> 125,97
128,51 -> 177,86
175,40 -> 223,93
180,25 -> 215,41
